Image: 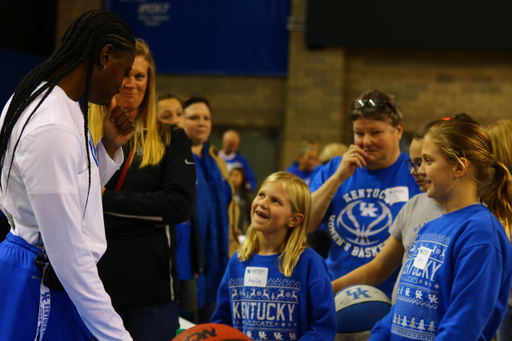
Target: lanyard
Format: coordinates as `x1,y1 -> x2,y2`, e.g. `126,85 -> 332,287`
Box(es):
34,274 -> 51,341
33,249 -> 51,341
115,148 -> 135,191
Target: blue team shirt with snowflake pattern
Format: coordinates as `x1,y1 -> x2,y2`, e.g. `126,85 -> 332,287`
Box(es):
370,204 -> 512,340
211,248 -> 336,341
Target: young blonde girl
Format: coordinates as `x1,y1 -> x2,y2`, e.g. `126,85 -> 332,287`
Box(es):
370,114 -> 512,340
212,172 -> 336,340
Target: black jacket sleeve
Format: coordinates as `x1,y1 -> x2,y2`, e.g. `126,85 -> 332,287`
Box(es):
102,127 -> 196,226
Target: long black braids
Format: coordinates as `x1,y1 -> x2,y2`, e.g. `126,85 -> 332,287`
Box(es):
0,10 -> 135,214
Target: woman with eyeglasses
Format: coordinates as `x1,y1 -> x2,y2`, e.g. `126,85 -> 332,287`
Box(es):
330,120 -> 446,303
308,90 -> 422,299
182,95 -> 239,323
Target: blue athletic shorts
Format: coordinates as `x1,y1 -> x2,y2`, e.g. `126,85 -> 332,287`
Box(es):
0,232 -> 94,340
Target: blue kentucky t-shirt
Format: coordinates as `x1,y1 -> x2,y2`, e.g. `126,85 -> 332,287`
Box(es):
310,152 -> 421,298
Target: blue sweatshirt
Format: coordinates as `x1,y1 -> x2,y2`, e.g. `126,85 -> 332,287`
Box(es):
212,248 -> 336,341
310,152 -> 421,298
370,204 -> 512,340
194,143 -> 230,309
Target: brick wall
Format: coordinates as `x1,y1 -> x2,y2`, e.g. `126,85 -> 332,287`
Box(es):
280,0 -> 345,170
281,1 -> 512,169
56,0 -> 103,44
56,0 -> 512,173
155,75 -> 286,127
345,48 -> 512,135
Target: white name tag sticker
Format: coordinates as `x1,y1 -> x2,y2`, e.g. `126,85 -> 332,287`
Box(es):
413,247 -> 432,270
244,267 -> 268,287
384,186 -> 409,205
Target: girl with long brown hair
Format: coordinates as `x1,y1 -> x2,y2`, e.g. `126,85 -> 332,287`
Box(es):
370,114 -> 512,340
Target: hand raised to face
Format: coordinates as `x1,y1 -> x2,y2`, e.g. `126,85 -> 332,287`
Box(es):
101,97 -> 136,157
333,144 -> 368,182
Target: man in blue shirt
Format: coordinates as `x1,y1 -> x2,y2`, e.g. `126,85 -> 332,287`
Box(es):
219,129 -> 257,191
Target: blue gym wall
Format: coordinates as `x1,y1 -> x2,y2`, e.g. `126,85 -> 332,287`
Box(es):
105,0 -> 291,76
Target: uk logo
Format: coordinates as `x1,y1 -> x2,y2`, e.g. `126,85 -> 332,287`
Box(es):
360,203 -> 378,217
336,200 -> 392,246
346,287 -> 370,300
41,292 -> 50,302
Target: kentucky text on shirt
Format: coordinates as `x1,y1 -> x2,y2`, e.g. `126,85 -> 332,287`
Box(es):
343,186 -> 409,206
233,301 -> 296,323
402,250 -> 442,282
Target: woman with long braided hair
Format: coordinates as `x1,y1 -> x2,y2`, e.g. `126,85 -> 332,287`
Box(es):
0,10 -> 136,340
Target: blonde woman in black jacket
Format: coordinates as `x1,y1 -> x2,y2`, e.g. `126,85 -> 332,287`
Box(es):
89,39 -> 196,341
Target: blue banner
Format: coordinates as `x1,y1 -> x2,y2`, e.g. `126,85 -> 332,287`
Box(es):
105,0 -> 290,76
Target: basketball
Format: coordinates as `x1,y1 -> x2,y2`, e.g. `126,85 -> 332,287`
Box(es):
335,284 -> 391,333
172,323 -> 251,341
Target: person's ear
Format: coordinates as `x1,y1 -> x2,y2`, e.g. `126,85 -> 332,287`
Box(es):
287,213 -> 304,228
98,44 -> 115,69
453,158 -> 469,178
395,122 -> 404,140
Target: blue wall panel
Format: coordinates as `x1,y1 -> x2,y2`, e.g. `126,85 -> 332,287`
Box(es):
106,0 -> 291,76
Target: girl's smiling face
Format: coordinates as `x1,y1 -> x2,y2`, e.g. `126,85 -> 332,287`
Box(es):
251,182 -> 296,240
419,135 -> 457,201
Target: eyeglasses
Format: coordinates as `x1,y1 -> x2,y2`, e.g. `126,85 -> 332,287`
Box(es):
406,159 -> 421,173
351,98 -> 398,116
351,98 -> 387,111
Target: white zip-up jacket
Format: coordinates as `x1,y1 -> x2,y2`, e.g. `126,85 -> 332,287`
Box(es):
0,84 -> 132,341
